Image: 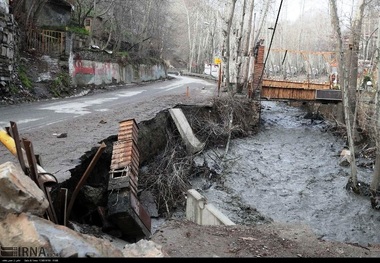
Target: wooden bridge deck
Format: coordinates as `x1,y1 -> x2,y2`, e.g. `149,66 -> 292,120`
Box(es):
261,79 -> 342,102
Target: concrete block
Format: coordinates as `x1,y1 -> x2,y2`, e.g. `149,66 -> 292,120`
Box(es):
186,189 -> 235,226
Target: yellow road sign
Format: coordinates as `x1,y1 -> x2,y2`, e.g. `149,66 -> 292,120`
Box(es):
214,58 -> 222,65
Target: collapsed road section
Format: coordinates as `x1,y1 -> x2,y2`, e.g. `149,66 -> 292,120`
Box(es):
0,119 -> 151,242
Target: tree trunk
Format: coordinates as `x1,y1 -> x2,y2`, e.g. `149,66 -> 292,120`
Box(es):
329,0 -> 359,192
138,0 -> 153,55
369,15 -> 380,205
184,0 -> 193,72
235,0 -> 247,93
222,0 -> 237,92
242,0 -> 255,93
347,0 -> 366,143
253,0 -> 271,46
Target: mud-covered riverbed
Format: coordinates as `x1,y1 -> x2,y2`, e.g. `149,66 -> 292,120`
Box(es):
192,101 -> 380,246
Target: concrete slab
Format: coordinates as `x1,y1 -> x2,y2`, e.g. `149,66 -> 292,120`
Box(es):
169,108 -> 205,154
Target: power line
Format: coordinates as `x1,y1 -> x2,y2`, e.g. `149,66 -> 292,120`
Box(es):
255,0 -> 284,96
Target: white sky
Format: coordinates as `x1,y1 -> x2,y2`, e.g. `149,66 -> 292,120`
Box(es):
279,0 -> 356,23
280,0 -> 325,22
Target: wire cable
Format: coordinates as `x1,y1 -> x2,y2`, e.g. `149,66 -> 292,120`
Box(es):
255,0 -> 284,95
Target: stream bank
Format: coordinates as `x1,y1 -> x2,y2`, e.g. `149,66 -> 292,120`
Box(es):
194,100 -> 380,246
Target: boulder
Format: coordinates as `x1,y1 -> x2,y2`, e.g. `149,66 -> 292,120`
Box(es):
339,149 -> 351,167
122,239 -> 165,257
0,213 -> 124,257
0,161 -> 48,218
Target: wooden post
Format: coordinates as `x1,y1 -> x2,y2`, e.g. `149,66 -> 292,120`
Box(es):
217,65 -> 222,97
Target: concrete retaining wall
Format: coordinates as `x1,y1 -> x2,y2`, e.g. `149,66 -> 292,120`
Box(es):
69,51 -> 167,87
186,189 -> 235,226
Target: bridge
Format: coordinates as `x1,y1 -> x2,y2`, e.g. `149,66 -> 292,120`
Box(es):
252,45 -> 342,102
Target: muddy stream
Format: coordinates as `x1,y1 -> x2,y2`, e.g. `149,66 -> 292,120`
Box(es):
189,100 -> 380,246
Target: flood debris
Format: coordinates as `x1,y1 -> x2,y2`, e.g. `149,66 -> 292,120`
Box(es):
1,119 -> 151,243
0,97 -> 262,255
1,122 -> 60,223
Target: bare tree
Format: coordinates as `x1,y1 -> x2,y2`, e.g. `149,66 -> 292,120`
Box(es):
347,0 -> 366,144
370,15 -> 380,206
329,0 -> 359,193
222,0 -> 237,92
234,0 -> 247,93
241,0 -> 255,93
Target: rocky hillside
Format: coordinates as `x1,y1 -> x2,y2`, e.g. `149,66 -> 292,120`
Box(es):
0,51 -> 84,106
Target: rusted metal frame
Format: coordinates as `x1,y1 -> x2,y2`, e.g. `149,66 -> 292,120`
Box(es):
9,122 -> 27,174
66,142 -> 107,222
23,138 -> 58,224
55,188 -> 68,226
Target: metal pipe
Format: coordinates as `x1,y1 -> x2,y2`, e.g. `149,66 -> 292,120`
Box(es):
0,128 -> 17,155
0,127 -> 56,184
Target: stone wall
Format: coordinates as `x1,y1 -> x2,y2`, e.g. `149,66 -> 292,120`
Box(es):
0,11 -> 18,87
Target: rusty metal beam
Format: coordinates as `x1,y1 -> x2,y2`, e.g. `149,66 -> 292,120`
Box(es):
66,142 -> 106,222
23,138 -> 58,224
10,121 -> 27,174
54,188 -> 68,226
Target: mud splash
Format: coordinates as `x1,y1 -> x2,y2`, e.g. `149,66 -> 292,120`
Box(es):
195,101 -> 380,246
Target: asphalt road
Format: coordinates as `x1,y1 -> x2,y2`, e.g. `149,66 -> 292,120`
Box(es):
0,75 -> 216,132
0,75 -> 217,182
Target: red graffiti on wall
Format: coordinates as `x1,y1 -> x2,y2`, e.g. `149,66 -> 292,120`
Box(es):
73,55 -> 95,76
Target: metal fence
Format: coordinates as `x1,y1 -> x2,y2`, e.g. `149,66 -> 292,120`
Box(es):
26,29 -> 65,56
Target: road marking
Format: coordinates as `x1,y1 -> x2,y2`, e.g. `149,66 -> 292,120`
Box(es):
155,79 -> 212,91
39,91 -> 145,115
116,90 -> 145,97
39,98 -> 118,115
0,118 -> 42,126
